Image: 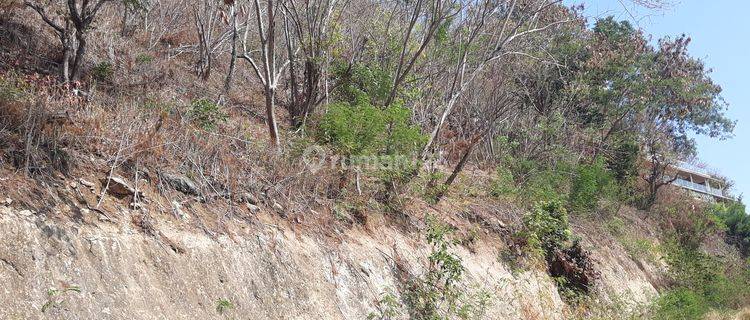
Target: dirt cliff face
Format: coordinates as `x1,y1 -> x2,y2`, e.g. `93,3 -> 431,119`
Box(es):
0,201 -> 660,319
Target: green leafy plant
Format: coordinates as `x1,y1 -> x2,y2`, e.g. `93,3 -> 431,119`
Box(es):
652,288 -> 709,320
519,201 -> 572,255
489,165 -> 517,198
568,157 -> 616,214
655,242 -> 750,318
215,298 -> 234,315
0,74 -> 28,102
188,98 -> 227,130
399,216 -> 490,320
135,53 -> 154,64
318,102 -> 424,158
620,237 -> 659,263
92,61 -> 114,81
41,285 -> 81,313
712,201 -> 750,255
367,292 -> 402,320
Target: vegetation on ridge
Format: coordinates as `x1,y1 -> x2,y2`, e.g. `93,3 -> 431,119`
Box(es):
0,0 -> 747,318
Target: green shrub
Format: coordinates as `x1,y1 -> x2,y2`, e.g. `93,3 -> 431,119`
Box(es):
620,237 -> 659,263
519,201 -> 572,255
402,216 -> 489,319
653,288 -> 709,320
568,157 -> 616,214
605,135 -> 640,184
526,169 -> 570,204
215,298 -> 234,315
658,243 -> 750,317
318,102 -> 424,157
367,292 -> 402,320
489,137 -> 573,205
0,74 -> 28,102
92,61 -> 114,81
605,216 -> 626,236
135,53 -> 154,64
318,99 -> 425,200
188,98 -> 227,130
712,202 -> 750,255
332,63 -> 393,106
489,165 -> 517,197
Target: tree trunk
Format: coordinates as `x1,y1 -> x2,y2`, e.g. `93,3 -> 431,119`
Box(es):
265,86 -> 281,149
61,37 -> 72,83
302,58 -> 319,125
435,137 -> 478,201
224,5 -> 238,92
285,16 -> 299,127
70,30 -> 87,81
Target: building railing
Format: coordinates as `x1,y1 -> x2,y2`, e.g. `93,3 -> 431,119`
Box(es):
675,161 -> 710,176
672,178 -> 725,198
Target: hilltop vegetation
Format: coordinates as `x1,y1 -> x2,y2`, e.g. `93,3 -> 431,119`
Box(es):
0,0 -> 748,318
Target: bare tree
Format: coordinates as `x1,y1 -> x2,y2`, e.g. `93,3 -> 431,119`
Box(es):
224,0 -> 239,91
434,78 -> 516,201
239,0 -> 295,149
384,0 -> 461,107
421,0 -> 573,161
282,0 -> 340,128
193,0 -> 233,80
25,0 -> 113,82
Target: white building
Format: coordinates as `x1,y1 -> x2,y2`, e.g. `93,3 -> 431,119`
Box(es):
670,161 -> 733,202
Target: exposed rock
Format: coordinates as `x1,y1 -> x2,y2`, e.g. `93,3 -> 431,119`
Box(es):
79,178 -> 96,190
1,198 -> 11,206
246,203 -> 260,213
0,203 -> 664,319
160,172 -> 201,196
240,192 -> 259,205
171,200 -> 188,220
100,176 -> 137,199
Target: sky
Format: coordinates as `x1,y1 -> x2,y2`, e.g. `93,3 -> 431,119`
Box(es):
565,0 -> 750,200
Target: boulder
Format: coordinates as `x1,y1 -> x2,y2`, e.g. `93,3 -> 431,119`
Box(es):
160,172 -> 201,196
100,176 -> 137,198
239,192 -> 259,205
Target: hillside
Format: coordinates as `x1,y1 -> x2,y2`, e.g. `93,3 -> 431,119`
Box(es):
1,0 -> 750,319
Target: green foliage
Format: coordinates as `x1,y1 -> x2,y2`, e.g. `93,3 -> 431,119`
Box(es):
502,160 -> 572,206
401,216 -> 490,320
135,53 -> 154,64
188,98 -> 227,130
655,243 -> 750,318
712,201 -> 750,255
332,63 -> 394,106
605,135 -> 640,184
215,298 -> 234,315
92,61 -> 114,81
568,157 -> 616,214
0,74 -> 28,102
519,201 -> 572,255
368,292 -> 402,320
318,102 -> 425,157
41,285 -> 81,313
621,237 -> 659,263
489,166 -> 517,198
652,288 -> 709,320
